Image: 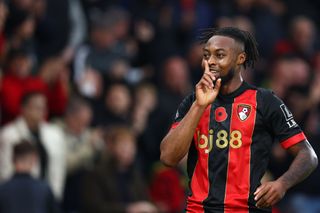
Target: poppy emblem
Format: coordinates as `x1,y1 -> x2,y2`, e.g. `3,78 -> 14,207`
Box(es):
215,107 -> 227,122
237,104 -> 251,121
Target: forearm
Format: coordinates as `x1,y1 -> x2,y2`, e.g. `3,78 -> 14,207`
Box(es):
277,142 -> 318,191
160,102 -> 206,167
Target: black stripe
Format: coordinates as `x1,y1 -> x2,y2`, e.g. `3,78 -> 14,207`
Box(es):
248,90 -> 272,213
203,98 -> 232,212
187,142 -> 198,197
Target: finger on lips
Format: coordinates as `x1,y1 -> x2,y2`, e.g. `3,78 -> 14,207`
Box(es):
204,60 -> 209,71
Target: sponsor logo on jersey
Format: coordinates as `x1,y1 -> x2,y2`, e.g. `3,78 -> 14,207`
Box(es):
196,129 -> 243,153
215,107 -> 228,122
237,104 -> 251,121
280,104 -> 298,128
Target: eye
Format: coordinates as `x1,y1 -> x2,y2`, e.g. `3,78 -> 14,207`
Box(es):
203,53 -> 210,60
217,53 -> 225,59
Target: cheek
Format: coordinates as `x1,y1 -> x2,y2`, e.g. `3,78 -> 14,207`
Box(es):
218,58 -> 233,71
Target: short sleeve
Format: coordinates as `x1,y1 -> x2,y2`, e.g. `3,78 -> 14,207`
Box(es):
171,93 -> 195,129
261,90 -> 306,149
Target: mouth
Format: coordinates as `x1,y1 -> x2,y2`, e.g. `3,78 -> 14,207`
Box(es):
209,69 -> 221,78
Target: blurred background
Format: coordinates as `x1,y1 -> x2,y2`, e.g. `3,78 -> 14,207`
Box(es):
0,0 -> 319,212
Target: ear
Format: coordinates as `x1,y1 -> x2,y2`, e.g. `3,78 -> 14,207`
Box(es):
237,52 -> 246,66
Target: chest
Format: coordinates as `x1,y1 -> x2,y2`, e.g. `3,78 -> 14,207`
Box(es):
193,90 -> 265,153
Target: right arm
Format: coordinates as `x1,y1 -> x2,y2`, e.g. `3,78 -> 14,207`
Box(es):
160,61 -> 221,167
160,102 -> 207,167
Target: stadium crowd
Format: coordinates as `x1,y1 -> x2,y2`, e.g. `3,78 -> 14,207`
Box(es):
0,0 -> 319,212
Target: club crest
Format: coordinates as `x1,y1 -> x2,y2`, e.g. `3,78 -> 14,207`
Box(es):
237,104 -> 251,121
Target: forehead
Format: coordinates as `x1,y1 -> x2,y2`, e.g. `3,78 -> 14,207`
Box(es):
204,35 -> 237,51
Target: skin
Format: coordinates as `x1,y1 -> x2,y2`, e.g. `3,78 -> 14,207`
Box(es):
21,94 -> 47,131
160,35 -> 318,208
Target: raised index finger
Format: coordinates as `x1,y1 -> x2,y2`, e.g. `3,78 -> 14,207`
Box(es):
203,60 -> 209,73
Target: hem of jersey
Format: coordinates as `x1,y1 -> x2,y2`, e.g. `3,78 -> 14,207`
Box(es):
281,132 -> 306,149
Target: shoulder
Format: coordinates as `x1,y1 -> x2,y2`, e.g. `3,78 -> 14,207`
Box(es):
41,123 -> 66,151
180,92 -> 196,106
254,86 -> 281,104
244,82 -> 272,97
175,92 -> 195,117
0,119 -> 22,141
41,123 -> 64,137
28,177 -> 52,191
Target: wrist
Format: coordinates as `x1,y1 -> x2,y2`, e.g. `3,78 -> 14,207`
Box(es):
193,101 -> 208,111
276,178 -> 290,191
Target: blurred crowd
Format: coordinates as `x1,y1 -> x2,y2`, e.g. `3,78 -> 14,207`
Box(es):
0,0 -> 319,212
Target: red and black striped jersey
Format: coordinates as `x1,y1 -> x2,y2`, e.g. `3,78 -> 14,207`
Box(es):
171,81 -> 306,213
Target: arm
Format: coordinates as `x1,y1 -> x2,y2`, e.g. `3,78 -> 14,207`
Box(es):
254,140 -> 318,208
160,60 -> 221,167
160,102 -> 207,167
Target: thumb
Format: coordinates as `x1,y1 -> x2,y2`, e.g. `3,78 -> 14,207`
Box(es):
214,78 -> 222,92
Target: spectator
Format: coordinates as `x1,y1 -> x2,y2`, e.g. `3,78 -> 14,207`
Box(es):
73,8 -> 131,83
131,82 -> 157,136
131,83 -> 158,175
61,97 -> 102,213
0,48 -> 44,124
4,8 -> 36,56
0,91 -> 66,200
82,125 -> 157,213
93,82 -> 132,128
37,56 -> 69,118
267,56 -> 310,99
0,141 -> 61,213
0,51 -> 69,123
140,56 -> 192,172
274,16 -> 319,62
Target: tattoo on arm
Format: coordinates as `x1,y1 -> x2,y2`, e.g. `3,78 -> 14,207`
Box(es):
278,141 -> 318,190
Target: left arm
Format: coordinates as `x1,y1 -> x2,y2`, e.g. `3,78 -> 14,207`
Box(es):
254,140 -> 318,208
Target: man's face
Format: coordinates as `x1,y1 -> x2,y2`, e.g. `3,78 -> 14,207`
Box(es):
202,35 -> 244,83
22,94 -> 47,125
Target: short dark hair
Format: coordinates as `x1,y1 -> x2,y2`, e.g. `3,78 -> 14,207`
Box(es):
65,96 -> 90,115
20,91 -> 45,107
199,27 -> 259,69
13,141 -> 37,162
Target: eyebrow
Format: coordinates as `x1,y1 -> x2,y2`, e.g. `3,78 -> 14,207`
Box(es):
203,47 -> 227,52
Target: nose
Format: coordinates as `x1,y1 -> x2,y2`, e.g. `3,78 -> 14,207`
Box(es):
207,55 -> 216,65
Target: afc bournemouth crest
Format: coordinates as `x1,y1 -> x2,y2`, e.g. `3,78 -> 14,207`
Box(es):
237,104 -> 251,121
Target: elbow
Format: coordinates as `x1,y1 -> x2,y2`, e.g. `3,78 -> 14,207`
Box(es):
160,144 -> 178,167
311,152 -> 318,170
160,153 -> 178,167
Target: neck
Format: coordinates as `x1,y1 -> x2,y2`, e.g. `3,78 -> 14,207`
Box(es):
25,119 -> 39,131
15,161 -> 33,174
220,73 -> 243,95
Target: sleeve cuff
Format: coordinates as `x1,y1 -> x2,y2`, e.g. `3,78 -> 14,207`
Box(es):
171,122 -> 179,129
280,132 -> 306,149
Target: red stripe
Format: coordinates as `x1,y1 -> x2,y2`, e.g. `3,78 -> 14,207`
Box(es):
224,90 -> 257,213
186,105 -> 211,212
281,132 -> 306,149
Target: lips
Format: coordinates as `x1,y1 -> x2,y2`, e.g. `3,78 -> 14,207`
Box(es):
210,70 -> 220,78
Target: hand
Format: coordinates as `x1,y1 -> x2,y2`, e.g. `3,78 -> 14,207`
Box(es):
254,180 -> 287,208
195,60 -> 221,107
